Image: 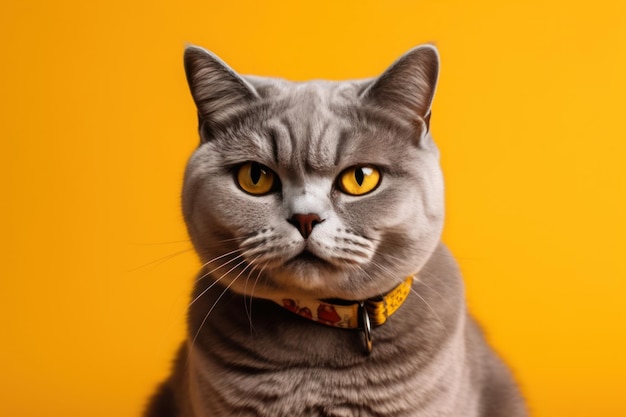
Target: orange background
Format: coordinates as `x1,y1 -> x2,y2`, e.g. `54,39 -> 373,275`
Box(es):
1,1 -> 625,416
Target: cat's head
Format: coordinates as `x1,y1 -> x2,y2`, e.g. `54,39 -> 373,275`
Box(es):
182,45 -> 443,301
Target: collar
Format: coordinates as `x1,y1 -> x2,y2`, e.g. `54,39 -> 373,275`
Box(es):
268,276 -> 414,354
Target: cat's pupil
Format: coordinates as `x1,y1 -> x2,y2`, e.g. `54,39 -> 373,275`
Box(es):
250,163 -> 262,184
355,168 -> 364,186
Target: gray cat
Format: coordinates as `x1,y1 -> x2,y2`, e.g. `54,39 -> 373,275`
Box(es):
145,44 -> 527,417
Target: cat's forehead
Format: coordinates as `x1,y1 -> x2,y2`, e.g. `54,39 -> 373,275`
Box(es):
246,76 -> 365,104
241,78 -> 369,173
212,76 -> 418,177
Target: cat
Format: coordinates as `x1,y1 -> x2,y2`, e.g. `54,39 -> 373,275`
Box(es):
144,44 -> 527,417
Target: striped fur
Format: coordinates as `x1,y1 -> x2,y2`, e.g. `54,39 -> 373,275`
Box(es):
145,45 -> 527,417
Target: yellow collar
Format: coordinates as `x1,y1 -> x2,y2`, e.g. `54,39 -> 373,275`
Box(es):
268,276 -> 413,354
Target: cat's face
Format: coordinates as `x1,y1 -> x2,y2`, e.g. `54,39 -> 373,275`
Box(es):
182,46 -> 443,300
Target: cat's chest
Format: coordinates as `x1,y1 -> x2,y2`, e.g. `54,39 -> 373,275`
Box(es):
186,330 -> 470,417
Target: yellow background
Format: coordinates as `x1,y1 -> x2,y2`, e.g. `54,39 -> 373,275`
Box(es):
1,1 -> 625,416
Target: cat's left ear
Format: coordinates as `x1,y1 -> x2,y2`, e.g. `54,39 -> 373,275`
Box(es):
361,45 -> 439,134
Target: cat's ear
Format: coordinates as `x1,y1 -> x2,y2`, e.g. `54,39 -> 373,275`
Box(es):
184,46 -> 259,140
361,45 -> 439,132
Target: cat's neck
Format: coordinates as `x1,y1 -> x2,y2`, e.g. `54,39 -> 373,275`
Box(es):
187,243 -> 464,363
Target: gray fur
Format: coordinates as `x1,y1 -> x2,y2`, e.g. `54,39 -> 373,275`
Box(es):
145,45 -> 527,417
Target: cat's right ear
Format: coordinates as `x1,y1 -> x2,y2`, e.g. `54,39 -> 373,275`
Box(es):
184,46 -> 259,141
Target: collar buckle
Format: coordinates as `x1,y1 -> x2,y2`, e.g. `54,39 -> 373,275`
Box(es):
359,302 -> 373,354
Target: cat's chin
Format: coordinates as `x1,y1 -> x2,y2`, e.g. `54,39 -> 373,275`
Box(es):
285,250 -> 336,269
283,252 -> 340,283
263,254 -> 356,299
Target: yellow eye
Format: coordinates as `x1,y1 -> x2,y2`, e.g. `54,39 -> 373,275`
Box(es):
237,162 -> 276,195
338,165 -> 381,196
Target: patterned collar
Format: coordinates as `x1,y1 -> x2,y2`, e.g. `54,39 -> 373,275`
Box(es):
267,276 -> 414,354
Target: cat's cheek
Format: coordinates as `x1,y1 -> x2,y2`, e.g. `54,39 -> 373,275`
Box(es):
209,189 -> 275,233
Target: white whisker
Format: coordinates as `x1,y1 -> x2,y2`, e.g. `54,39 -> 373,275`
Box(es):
195,250 -> 245,283
415,269 -> 458,314
188,258 -> 252,354
129,247 -> 194,272
246,261 -> 269,333
198,247 -> 243,270
409,287 -> 450,336
359,254 -> 451,335
242,255 -> 263,332
189,255 -> 249,308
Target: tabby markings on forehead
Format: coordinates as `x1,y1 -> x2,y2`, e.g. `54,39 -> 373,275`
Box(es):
206,86 -> 423,183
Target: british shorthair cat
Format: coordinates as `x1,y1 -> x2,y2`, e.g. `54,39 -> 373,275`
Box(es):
145,44 -> 527,417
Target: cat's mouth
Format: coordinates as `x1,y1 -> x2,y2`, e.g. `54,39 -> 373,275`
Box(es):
285,246 -> 365,272
286,249 -> 334,268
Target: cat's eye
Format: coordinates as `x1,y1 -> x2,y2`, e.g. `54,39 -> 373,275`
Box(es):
236,162 -> 276,195
338,165 -> 381,196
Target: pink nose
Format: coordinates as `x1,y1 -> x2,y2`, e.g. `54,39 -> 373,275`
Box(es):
288,213 -> 324,239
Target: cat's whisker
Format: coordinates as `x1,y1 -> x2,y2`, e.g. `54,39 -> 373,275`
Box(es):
128,247 -> 194,272
188,273 -> 229,310
189,259 -> 253,355
362,256 -> 399,283
194,250 -> 248,283
409,287 -> 450,336
242,255 -> 263,332
216,235 -> 251,244
200,235 -> 251,247
193,255 -> 241,285
416,272 -> 458,312
363,260 -> 398,295
189,254 -> 251,308
366,260 -> 448,335
242,264 -> 254,324
197,247 -> 244,271
367,236 -> 455,258
247,261 -> 270,333
190,235 -> 256,272
364,256 -> 454,330
414,265 -> 455,294
356,244 -> 456,295
130,239 -> 192,246
415,271 -> 454,296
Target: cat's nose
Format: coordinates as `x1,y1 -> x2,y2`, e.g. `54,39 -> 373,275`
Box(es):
288,213 -> 324,239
